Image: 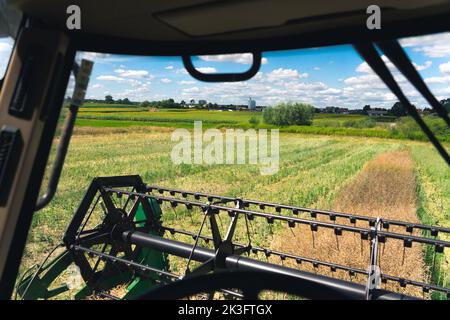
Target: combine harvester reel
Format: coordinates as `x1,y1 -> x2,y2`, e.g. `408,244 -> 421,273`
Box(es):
17,175 -> 450,300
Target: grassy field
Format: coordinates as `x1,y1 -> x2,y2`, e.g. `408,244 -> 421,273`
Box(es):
18,122 -> 450,299
75,105 -> 450,141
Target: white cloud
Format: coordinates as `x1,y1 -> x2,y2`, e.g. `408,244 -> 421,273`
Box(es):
76,52 -> 110,61
344,74 -> 382,87
266,68 -> 308,81
196,67 -> 217,73
182,86 -> 201,94
199,53 -> 268,65
165,65 -> 174,70
417,45 -> 450,58
160,78 -> 172,83
96,75 -> 147,89
355,55 -> 423,74
114,86 -> 150,100
0,41 -> 12,54
313,67 -> 320,71
400,33 -> 450,47
400,33 -> 450,58
356,56 -> 392,73
439,61 -> 450,73
0,39 -> 13,77
76,51 -> 129,64
175,68 -> 188,74
115,69 -> 150,78
425,75 -> 450,84
414,61 -> 432,71
179,80 -> 195,85
97,75 -> 125,81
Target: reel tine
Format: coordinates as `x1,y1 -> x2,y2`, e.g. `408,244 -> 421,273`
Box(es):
244,215 -> 252,251
402,246 -> 406,265
310,224 -> 318,249
217,212 -> 224,229
171,203 -> 178,220
288,220 -> 296,237
334,227 -> 342,251
186,204 -> 194,224
402,238 -> 412,265
360,237 -> 364,256
289,226 -> 296,237
431,250 -> 436,279
378,244 -> 382,270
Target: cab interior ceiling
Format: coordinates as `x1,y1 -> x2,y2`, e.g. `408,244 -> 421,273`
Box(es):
9,0 -> 450,55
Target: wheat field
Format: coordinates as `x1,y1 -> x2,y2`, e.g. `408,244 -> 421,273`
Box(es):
19,126 -> 450,299
271,151 -> 429,297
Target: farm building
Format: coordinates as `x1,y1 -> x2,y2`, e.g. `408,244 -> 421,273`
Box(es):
368,110 -> 388,116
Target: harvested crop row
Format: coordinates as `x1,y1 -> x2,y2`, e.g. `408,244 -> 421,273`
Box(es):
271,151 -> 428,297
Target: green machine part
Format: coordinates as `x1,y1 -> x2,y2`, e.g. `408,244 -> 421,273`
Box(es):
122,197 -> 169,299
17,197 -> 168,300
16,249 -> 74,300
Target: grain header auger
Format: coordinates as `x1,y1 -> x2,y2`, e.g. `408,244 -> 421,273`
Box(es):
16,175 -> 450,300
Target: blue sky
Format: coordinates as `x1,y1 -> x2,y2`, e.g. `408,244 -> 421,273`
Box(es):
2,32 -> 450,109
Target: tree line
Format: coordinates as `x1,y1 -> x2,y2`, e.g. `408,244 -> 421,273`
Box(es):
81,95 -> 450,117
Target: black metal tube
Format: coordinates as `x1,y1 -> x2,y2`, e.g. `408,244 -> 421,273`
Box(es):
35,102 -> 79,211
35,62 -> 84,212
122,231 -> 417,300
123,230 -> 215,262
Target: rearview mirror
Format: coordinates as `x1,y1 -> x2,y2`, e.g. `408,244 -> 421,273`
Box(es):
182,52 -> 261,82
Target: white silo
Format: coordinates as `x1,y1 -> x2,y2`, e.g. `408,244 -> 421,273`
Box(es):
248,97 -> 256,110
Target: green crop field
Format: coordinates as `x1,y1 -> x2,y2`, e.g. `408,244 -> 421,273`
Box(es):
75,104 -> 450,142
19,122 -> 450,299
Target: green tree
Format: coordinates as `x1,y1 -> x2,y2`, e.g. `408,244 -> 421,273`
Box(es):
391,102 -> 408,117
439,98 -> 450,113
140,100 -> 150,108
263,102 -> 315,126
105,95 -> 114,104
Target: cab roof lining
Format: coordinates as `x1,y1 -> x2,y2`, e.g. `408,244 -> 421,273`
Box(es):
6,0 -> 450,55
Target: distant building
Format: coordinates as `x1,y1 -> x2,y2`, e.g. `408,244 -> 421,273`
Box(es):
248,97 -> 256,110
367,110 -> 388,116
324,106 -> 337,113
323,106 -> 349,114
337,107 -> 349,114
